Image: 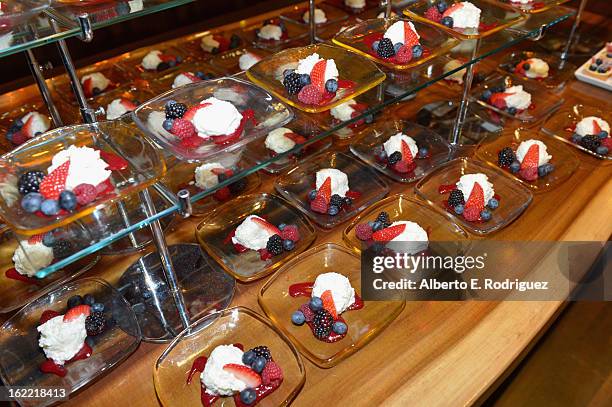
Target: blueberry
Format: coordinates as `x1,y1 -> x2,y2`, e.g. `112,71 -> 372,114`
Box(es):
252,356 -> 267,373
522,63 -> 530,71
240,388 -> 257,405
418,147 -> 429,158
545,163 -> 555,173
85,336 -> 95,348
598,131 -> 608,139
364,114 -> 374,124
367,221 -> 375,228
595,58 -> 603,65
509,161 -> 521,173
481,90 -> 492,101
491,86 -> 504,93
59,190 -> 77,211
34,131 -> 42,137
21,192 -> 43,213
242,350 -> 256,366
283,68 -> 295,78
332,321 -> 347,335
278,223 -> 287,230
372,40 -> 380,51
291,310 -> 305,325
571,133 -> 582,143
325,78 -> 338,93
299,73 -> 311,86
538,165 -> 548,178
589,64 -> 597,71
40,199 -> 60,216
157,62 -> 170,71
83,294 -> 95,306
507,107 -> 518,115
596,146 -> 609,155
67,295 -> 83,309
441,16 -> 453,27
91,302 -> 105,312
375,147 -> 387,161
487,198 -> 499,210
394,42 -> 403,54
283,239 -> 295,251
308,189 -> 317,201
454,204 -> 464,215
92,87 -> 101,96
42,233 -> 56,247
372,220 -> 383,231
309,296 -> 323,311
162,119 -> 174,131
165,100 -> 177,108
327,205 -> 339,216
480,209 -> 492,221
412,44 -> 423,59
437,0 -> 448,13
12,118 -> 23,130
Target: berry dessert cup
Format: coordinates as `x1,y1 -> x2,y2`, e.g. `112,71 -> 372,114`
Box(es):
117,45 -> 187,79
324,0 -> 379,14
0,278 -> 140,406
280,3 -> 348,27
3,110 -> 51,147
275,151 -> 389,229
327,95 -> 374,139
246,43 -> 385,113
154,307 -> 305,406
498,51 -> 575,90
208,47 -> 273,75
415,158 -> 532,235
199,32 -> 242,55
246,18 -> 308,51
196,193 -> 316,282
259,243 -> 405,368
150,63 -> 220,92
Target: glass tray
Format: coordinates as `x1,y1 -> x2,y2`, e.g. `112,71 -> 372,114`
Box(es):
497,50 -> 576,90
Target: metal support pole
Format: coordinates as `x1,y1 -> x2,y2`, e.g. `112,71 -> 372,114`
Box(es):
383,0 -> 392,18
25,50 -> 63,128
177,189 -> 192,218
559,0 -> 588,65
449,38 -> 481,145
308,0 -> 316,44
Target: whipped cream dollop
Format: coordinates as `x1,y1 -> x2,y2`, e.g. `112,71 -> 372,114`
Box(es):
106,98 -> 132,120
232,215 -> 275,251
456,173 -> 495,204
265,127 -> 296,154
295,53 -> 339,84
522,58 -> 549,79
21,112 -> 50,137
387,220 -> 429,255
516,139 -> 552,166
38,315 -> 87,365
194,163 -> 223,190
312,272 -> 356,314
383,132 -> 418,158
12,241 -> 54,277
384,21 -> 419,45
444,59 -> 466,84
80,72 -> 110,93
172,72 -> 199,88
316,168 -> 349,197
575,116 -> 610,136
201,345 -> 247,396
510,0 -> 533,4
443,1 -> 481,29
345,0 -> 366,8
238,52 -> 262,71
141,50 -> 163,70
201,35 -> 221,52
330,99 -> 356,121
192,97 -> 243,139
48,145 -> 111,190
303,8 -> 327,24
503,85 -> 531,110
258,24 -> 283,41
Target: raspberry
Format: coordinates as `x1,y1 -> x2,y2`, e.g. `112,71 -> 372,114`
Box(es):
424,6 -> 442,22
11,131 -> 29,146
601,137 -> 612,149
355,223 -> 373,241
73,183 -> 97,205
297,84 -> 323,105
170,118 -> 196,139
299,303 -> 315,322
310,195 -> 328,214
280,224 -> 300,242
395,45 -> 413,64
261,361 -> 283,386
180,136 -> 203,148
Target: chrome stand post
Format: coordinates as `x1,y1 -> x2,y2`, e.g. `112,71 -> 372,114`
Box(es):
25,50 -> 63,127
308,0 -> 316,44
449,38 -> 481,145
382,0 -> 393,18
559,0 -> 588,68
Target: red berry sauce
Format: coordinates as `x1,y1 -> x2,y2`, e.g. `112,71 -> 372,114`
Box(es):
5,268 -> 42,285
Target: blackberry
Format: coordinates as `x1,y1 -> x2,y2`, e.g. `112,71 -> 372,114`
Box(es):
165,102 -> 187,119
250,345 -> 272,361
85,311 -> 106,336
228,177 -> 248,194
448,189 -> 465,207
18,171 -> 45,195
497,147 -> 515,167
376,211 -> 391,227
283,72 -> 304,95
580,135 -> 601,152
266,234 -> 283,256
388,151 -> 402,165
52,240 -> 73,259
377,38 -> 396,59
312,310 -> 334,339
329,194 -> 344,208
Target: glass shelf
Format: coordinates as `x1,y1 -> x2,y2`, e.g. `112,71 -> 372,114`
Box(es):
9,6 -> 576,279
0,0 -> 194,59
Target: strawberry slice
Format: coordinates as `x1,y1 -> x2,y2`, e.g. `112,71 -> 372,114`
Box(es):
310,59 -> 327,91
315,176 -> 332,204
519,143 -> 539,181
320,290 -> 338,319
310,195 -> 328,214
251,216 -> 281,235
211,167 -> 233,177
20,114 -> 36,138
463,182 -> 485,221
183,72 -> 202,83
120,98 -> 138,111
284,132 -> 307,144
28,234 -> 45,244
39,160 -> 70,200
392,139 -> 415,173
592,119 -> 602,135
443,2 -> 463,18
400,139 -> 414,164
63,304 -> 91,322
372,223 -> 407,241
222,364 -> 262,388
403,22 -> 420,47
489,93 -> 510,110
82,78 -> 94,98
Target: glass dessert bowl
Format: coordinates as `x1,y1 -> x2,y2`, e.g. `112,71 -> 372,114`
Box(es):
154,306 -> 305,407
195,193 -> 317,282
132,77 -> 293,162
246,43 -> 386,113
350,119 -> 453,183
258,243 -> 405,368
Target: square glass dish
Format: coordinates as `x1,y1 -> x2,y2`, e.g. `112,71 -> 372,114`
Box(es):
541,104 -> 612,161
0,224 -> 99,313
246,43 -> 386,113
195,193 -> 317,282
154,306 -> 305,406
497,50 -> 576,90
208,47 -> 273,75
131,77 -> 294,162
497,0 -> 571,14
332,17 -> 459,70
471,74 -> 564,123
116,44 -> 188,79
274,151 -> 390,229
415,158 -> 533,235
403,0 -> 526,39
242,19 -> 309,51
281,3 -> 348,27
349,119 -> 453,183
0,121 -> 166,235
476,128 -> 579,192
258,243 -> 405,368
0,278 -> 141,407
244,110 -> 333,174
343,194 -> 469,253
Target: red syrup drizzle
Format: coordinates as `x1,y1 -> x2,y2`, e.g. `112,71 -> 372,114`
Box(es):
478,21 -> 498,32
361,32 -> 431,65
5,268 -> 42,285
288,282 -> 364,343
